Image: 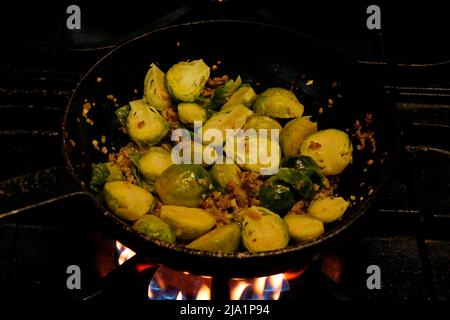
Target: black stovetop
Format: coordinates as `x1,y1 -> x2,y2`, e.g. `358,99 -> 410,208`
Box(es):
0,0 -> 449,300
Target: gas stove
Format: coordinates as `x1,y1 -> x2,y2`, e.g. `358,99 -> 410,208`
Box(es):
0,0 -> 449,302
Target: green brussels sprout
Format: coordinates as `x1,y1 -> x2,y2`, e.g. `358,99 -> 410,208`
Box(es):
115,104 -> 131,128
186,223 -> 241,253
221,85 -> 257,112
226,135 -> 281,175
155,164 -> 214,207
211,76 -> 242,109
242,115 -> 282,140
166,59 -> 210,102
281,155 -> 324,188
300,129 -> 353,176
308,196 -> 349,223
280,117 -> 317,156
127,99 -> 169,146
138,147 -> 173,182
210,163 -> 242,189
143,63 -> 172,112
177,102 -> 207,124
252,87 -> 304,118
103,181 -> 155,221
284,214 -> 324,242
201,104 -> 253,143
241,206 -> 289,252
160,205 -> 216,240
258,177 -> 296,215
133,214 -> 176,244
90,162 -> 123,192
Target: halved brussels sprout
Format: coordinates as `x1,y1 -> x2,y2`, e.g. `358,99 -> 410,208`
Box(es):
221,85 -> 257,112
284,214 -> 324,242
160,205 -> 216,240
202,104 -> 253,143
280,117 -> 317,156
211,76 -> 242,110
241,206 -> 289,252
210,163 -> 242,189
300,129 -> 353,176
133,214 -> 176,244
259,177 -> 296,215
177,102 -> 207,124
138,147 -> 173,181
253,87 -> 304,118
242,115 -> 282,140
155,164 -> 213,207
127,99 -> 169,146
307,196 -> 349,223
90,162 -> 123,192
103,181 -> 155,221
143,63 -> 171,112
186,223 -> 241,253
166,59 -> 210,102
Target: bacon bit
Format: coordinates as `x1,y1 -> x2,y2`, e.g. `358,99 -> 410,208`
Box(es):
92,140 -> 100,150
245,207 -> 262,220
327,98 -> 334,107
101,135 -> 106,144
256,82 -> 261,86
137,121 -> 145,128
133,89 -> 138,94
217,60 -> 222,65
176,41 -> 181,47
101,146 -> 108,154
212,65 -> 218,71
363,168 -> 368,173
309,141 -> 322,150
86,119 -> 94,126
96,77 -> 102,83
367,159 -> 374,166
82,102 -> 92,116
201,86 -> 215,98
380,158 -> 385,165
360,182 -> 366,187
306,80 -> 314,86
360,196 -> 364,201
332,81 -> 338,88
76,117 -> 80,123
350,195 -> 356,201
368,189 -> 374,196
207,75 -> 229,88
364,113 -> 373,124
69,140 -> 76,147
106,94 -> 115,101
318,107 -> 324,114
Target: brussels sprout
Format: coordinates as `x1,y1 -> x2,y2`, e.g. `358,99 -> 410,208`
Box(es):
166,59 -> 210,102
284,214 -> 324,242
242,115 -> 282,140
281,155 -> 324,188
241,206 -> 289,252
160,205 -> 216,240
211,76 -> 242,109
177,102 -> 207,124
115,104 -> 131,128
300,129 -> 353,176
155,164 -> 213,207
201,104 -> 253,143
258,177 -> 296,215
280,117 -> 317,156
138,147 -> 173,182
127,99 -> 169,146
186,223 -> 241,253
252,87 -> 304,118
103,181 -> 155,221
221,85 -> 257,112
210,163 -> 242,189
308,196 -> 349,223
226,135 -> 281,175
133,214 -> 176,244
144,63 -> 171,111
90,162 -> 123,192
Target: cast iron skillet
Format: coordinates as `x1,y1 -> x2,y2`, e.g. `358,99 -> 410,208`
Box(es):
1,21 -> 399,277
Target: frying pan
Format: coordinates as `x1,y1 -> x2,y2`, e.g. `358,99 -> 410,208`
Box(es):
0,21 -> 400,277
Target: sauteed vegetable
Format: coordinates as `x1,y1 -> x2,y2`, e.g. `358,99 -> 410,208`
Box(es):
90,59 -> 353,253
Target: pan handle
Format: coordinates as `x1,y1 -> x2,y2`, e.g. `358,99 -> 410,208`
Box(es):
0,166 -> 90,220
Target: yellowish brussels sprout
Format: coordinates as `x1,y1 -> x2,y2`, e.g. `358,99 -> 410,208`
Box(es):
186,223 -> 241,253
253,87 -> 304,118
210,163 -> 242,189
133,214 -> 176,244
138,147 -> 173,181
241,206 -> 289,252
155,164 -> 213,207
300,129 -> 353,176
284,214 -> 324,242
307,196 -> 349,223
177,102 -> 207,124
280,117 -> 317,157
103,181 -> 155,221
160,205 -> 216,240
221,86 -> 257,112
242,115 -> 282,140
143,63 -> 171,112
166,59 -> 210,102
127,99 -> 169,146
201,104 -> 253,143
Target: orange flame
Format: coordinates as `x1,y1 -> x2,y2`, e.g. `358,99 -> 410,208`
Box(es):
229,273 -> 288,300
196,284 -> 211,300
115,241 -> 136,265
